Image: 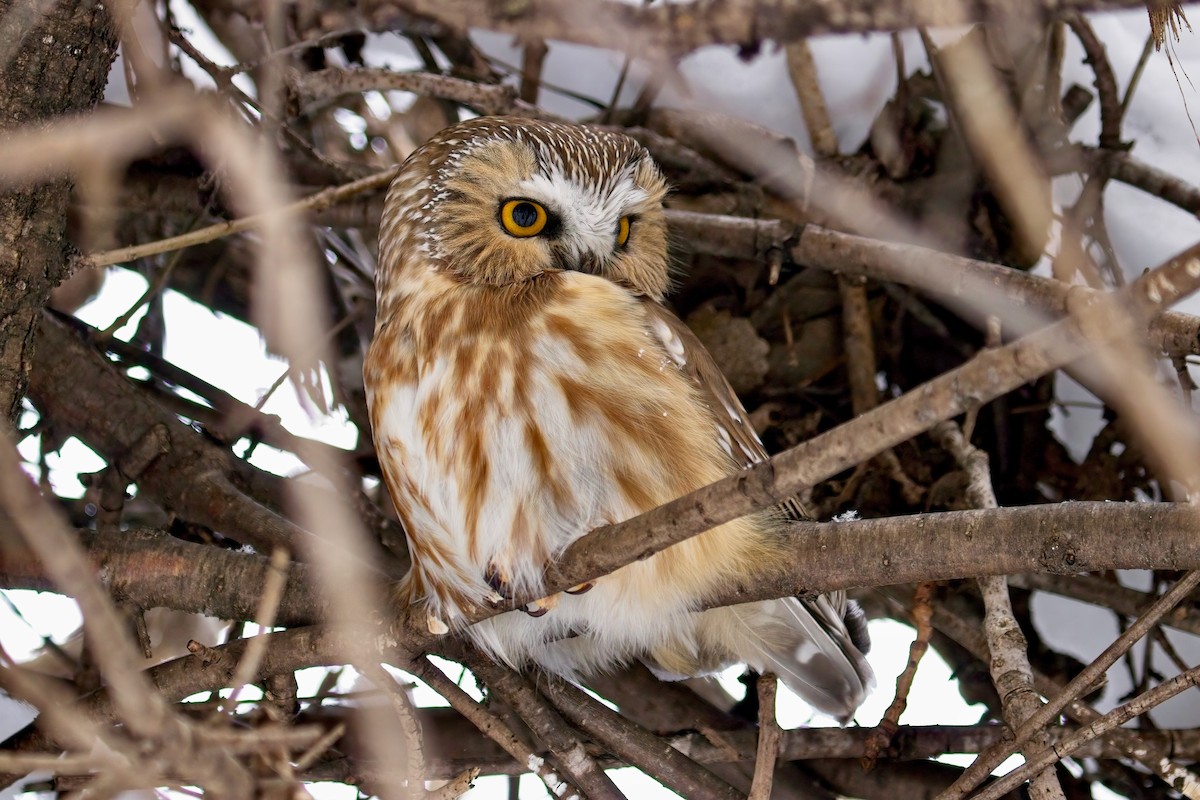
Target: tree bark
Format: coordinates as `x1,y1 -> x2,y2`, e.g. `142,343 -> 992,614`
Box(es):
0,0 -> 116,423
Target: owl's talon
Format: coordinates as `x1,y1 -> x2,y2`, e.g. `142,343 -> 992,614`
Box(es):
565,582 -> 594,595
427,615 -> 450,636
523,594 -> 560,617
485,563 -> 511,598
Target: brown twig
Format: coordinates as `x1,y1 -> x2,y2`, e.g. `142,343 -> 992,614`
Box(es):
1121,33 -> 1157,115
747,674 -> 780,800
1067,13 -> 1124,150
539,674 -> 743,800
863,581 -> 934,768
972,665 -> 1200,800
459,654 -> 622,800
943,569 -> 1200,798
934,421 -> 1065,800
292,67 -> 529,117
785,39 -> 837,158
838,273 -> 924,503
518,41 -> 548,105
84,166 -> 398,269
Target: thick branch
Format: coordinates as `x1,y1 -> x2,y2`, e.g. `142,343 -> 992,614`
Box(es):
707,502 -> 1200,605
527,241 -> 1200,609
0,0 -> 116,423
27,313 -> 308,553
0,527 -> 321,626
5,503 -> 1198,647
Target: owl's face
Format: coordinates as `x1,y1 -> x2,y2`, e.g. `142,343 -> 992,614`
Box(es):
381,117 -> 670,299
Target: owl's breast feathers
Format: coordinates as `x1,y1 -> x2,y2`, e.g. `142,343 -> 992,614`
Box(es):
364,267 -> 771,626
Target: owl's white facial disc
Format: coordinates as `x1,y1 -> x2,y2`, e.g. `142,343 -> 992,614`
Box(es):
517,162 -> 649,270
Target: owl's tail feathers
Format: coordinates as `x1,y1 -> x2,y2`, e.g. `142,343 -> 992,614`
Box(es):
701,595 -> 875,723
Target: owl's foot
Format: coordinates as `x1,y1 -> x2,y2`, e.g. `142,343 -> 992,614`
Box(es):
484,562 -> 511,605
487,564 -> 590,616
523,593 -> 560,617
523,582 -> 591,616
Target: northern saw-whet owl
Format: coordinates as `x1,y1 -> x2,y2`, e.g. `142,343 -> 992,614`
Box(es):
365,116 -> 874,720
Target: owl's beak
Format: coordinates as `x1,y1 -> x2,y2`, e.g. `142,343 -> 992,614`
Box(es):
570,249 -> 613,277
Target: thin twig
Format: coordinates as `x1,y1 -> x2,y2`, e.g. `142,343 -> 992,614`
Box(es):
863,581 -> 934,767
747,673 -> 780,800
85,166 -> 398,269
785,39 -> 837,157
461,654 -> 624,800
217,547 -> 291,715
1121,33 -> 1157,115
943,569 -> 1200,798
934,422 -> 1065,800
971,665 -> 1200,800
1067,13 -> 1124,149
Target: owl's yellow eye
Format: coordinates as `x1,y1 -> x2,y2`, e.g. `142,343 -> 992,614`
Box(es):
616,216 -> 631,247
500,199 -> 548,237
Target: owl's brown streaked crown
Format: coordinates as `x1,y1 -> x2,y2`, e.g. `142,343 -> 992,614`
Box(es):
377,116 -> 670,312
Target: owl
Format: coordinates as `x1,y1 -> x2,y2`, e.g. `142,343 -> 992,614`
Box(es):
364,116 -> 874,720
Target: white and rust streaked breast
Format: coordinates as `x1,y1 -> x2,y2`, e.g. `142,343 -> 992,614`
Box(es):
365,264 -> 763,628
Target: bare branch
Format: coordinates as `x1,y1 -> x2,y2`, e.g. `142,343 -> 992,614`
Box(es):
28,313 -> 307,553
973,666 -> 1200,800
523,242 -> 1200,612
332,0 -> 1165,61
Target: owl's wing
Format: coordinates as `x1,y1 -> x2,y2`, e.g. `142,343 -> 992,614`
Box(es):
640,298 -> 811,522
640,298 -> 874,693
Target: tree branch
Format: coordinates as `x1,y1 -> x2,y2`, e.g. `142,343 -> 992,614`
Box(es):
0,527 -> 321,626
29,312 -> 314,554
330,0 -> 1166,62
523,242 -> 1200,614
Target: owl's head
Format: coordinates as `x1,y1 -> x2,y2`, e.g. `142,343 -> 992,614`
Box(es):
380,116 -> 670,300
